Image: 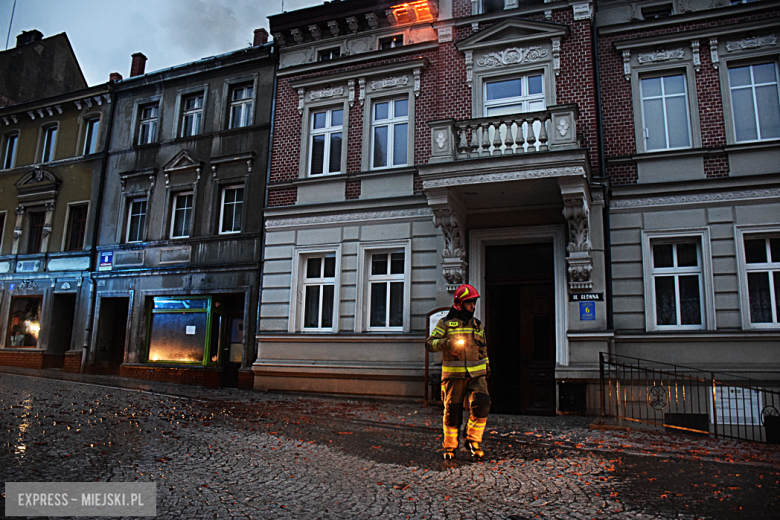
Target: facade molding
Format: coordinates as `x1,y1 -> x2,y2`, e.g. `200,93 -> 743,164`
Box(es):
610,187 -> 780,209
422,165 -> 587,189
265,207 -> 432,230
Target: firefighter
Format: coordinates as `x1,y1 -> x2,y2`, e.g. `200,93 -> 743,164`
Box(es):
425,283 -> 490,460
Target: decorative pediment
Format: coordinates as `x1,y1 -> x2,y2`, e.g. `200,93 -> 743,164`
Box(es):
15,167 -> 58,187
163,150 -> 202,174
15,167 -> 60,202
455,18 -> 568,52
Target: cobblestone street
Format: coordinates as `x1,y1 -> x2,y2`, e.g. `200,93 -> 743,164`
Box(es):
1,371 -> 779,519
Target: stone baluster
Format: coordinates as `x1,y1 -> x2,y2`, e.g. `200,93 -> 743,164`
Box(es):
538,115 -> 549,152
514,118 -> 525,153
457,124 -> 469,156
480,123 -> 490,156
492,121 -> 502,156
526,118 -> 537,152
504,120 -> 515,154
469,124 -> 479,157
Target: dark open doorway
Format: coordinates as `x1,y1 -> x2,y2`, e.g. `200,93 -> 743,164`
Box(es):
217,295 -> 244,388
94,297 -> 129,375
485,243 -> 556,415
48,293 -> 77,367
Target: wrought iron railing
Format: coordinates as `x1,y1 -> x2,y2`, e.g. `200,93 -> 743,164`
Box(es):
600,352 -> 780,443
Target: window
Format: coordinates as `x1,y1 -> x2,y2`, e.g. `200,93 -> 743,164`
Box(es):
743,236 -> 780,326
3,133 -> 18,169
228,85 -> 253,129
83,118 -> 100,155
728,63 -> 780,142
640,74 -> 691,151
180,94 -> 204,137
27,211 -> 45,254
309,108 -> 343,175
371,99 -> 408,169
219,185 -> 243,234
302,255 -> 336,330
138,104 -> 158,145
170,192 -> 193,239
40,126 -> 57,163
7,296 -> 42,348
147,296 -> 215,364
65,204 -> 88,251
318,48 -> 340,61
649,241 -> 704,328
379,35 -> 404,50
125,198 -> 147,243
368,251 -> 405,330
641,4 -> 673,19
484,74 -> 545,116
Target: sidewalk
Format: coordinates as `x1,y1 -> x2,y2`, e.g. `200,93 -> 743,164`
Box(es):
2,364 -> 778,469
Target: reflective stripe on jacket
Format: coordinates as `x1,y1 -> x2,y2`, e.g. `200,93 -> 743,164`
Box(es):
425,316 -> 488,380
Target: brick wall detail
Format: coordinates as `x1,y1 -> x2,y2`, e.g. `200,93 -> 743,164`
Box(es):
0,351 -> 64,369
119,365 -> 222,389
63,351 -> 82,373
267,187 -> 298,207
345,180 -> 361,199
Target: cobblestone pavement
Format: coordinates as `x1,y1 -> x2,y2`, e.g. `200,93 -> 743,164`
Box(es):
1,371 -> 779,519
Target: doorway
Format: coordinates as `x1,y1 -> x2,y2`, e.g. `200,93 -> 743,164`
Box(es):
94,297 -> 129,375
49,293 -> 77,367
217,295 -> 244,388
485,243 -> 556,415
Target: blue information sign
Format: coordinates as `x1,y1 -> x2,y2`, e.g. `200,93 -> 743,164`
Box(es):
579,301 -> 595,321
99,251 -> 114,271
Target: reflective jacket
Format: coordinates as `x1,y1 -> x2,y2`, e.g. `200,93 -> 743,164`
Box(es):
426,316 -> 488,380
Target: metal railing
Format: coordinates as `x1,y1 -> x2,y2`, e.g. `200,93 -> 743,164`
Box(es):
600,352 -> 780,443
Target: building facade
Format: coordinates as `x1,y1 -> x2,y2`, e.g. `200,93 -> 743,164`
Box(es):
598,0 -> 780,380
91,32 -> 274,388
258,0 -> 607,413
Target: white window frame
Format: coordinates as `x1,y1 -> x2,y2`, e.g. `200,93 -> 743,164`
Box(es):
125,197 -> 148,244
2,132 -> 18,169
317,48 -> 340,62
180,94 -> 204,138
228,84 -> 254,129
82,117 -> 100,155
639,72 -> 693,152
642,229 -> 715,331
483,73 -> 546,116
40,125 -> 57,163
137,104 -> 159,145
169,191 -> 194,239
289,245 -> 342,333
308,107 -> 344,176
218,184 -> 244,235
370,97 -> 410,170
355,240 -> 412,333
727,61 -> 780,143
735,225 -> 780,330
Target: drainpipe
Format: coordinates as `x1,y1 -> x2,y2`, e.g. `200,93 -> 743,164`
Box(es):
591,4 -> 614,331
82,85 -> 117,371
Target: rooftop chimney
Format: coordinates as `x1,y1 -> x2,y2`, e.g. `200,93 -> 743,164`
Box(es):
16,30 -> 43,47
254,28 -> 269,46
109,72 -> 123,82
130,53 -> 147,77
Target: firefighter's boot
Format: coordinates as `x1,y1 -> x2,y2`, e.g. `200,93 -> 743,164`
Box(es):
443,448 -> 455,460
467,440 -> 484,458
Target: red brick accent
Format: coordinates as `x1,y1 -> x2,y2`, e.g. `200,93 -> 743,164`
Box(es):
130,53 -> 147,77
0,351 -> 62,369
267,187 -> 298,207
608,162 -> 639,186
705,154 -> 730,178
345,180 -> 361,199
254,28 -> 269,46
63,351 -> 82,373
238,369 -> 255,390
413,173 -> 423,194
119,365 -> 222,389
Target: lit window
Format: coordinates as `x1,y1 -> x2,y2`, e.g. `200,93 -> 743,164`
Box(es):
65,204 -> 88,251
229,85 -> 253,129
147,296 -> 214,364
3,133 -> 19,169
743,236 -> 780,325
484,74 -> 545,116
27,211 -> 45,254
640,74 -> 691,150
368,251 -> 405,329
219,185 -> 243,234
7,296 -> 42,348
371,99 -> 408,169
40,126 -> 57,163
318,48 -> 340,61
379,35 -> 404,50
138,105 -> 158,145
180,94 -> 204,137
302,255 -> 336,330
650,241 -> 703,328
729,63 -> 780,142
309,108 -> 343,175
83,118 -> 100,155
170,192 -> 193,239
126,198 -> 147,243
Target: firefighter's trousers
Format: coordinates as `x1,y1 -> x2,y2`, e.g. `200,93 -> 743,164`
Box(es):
441,376 -> 490,449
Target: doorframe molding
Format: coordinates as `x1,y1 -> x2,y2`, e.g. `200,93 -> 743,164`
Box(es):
468,224 -> 569,366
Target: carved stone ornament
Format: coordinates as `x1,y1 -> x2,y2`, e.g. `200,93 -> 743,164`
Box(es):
726,34 -> 777,52
13,226 -> 22,239
346,16 -> 359,33
327,21 -> 340,37
309,25 -> 322,40
359,78 -> 366,106
691,40 -> 701,72
436,131 -> 447,149
273,33 -> 286,46
18,280 -> 39,291
623,50 -> 631,81
557,117 -> 570,137
297,88 -> 305,115
636,48 -> 685,64
562,192 -> 593,290
310,86 -> 344,101
477,46 -> 548,68
414,68 -> 421,97
385,10 -> 397,26
465,50 -> 473,88
552,37 -> 561,76
42,223 -> 51,237
348,79 -> 355,108
609,187 -> 780,209
709,37 -> 719,69
371,76 -> 409,90
433,209 -> 467,292
438,27 -> 453,43
290,28 -> 304,45
15,206 -> 25,216
365,13 -> 378,30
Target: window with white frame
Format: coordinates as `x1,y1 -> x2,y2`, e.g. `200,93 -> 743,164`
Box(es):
125,198 -> 147,243
170,192 -> 193,239
302,255 -> 336,330
137,104 -> 158,145
219,185 -> 243,234
318,48 -> 340,61
640,74 -> 692,151
367,250 -> 405,329
728,62 -> 780,143
83,117 -> 100,155
2,133 -> 18,169
379,35 -> 404,50
40,125 -> 57,163
180,94 -> 204,137
649,240 -> 704,328
743,235 -> 780,325
483,74 -> 545,116
371,99 -> 408,169
309,108 -> 343,175
228,84 -> 253,129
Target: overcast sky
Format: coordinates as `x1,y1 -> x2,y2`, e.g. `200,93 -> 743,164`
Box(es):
1,0 -> 322,86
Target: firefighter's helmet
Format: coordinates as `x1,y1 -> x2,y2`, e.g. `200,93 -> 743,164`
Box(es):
453,283 -> 480,310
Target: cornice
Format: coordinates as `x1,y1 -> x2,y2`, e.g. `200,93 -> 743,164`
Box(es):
282,53 -> 432,82
612,18 -> 780,50
609,187 -> 780,210
265,207 -> 433,230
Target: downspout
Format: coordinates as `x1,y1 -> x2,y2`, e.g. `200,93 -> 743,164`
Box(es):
591,4 -> 614,331
83,84 -> 117,372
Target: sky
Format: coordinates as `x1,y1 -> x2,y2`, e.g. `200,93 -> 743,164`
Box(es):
1,0 -> 322,86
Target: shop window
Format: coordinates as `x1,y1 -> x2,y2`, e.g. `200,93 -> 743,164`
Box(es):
170,192 -> 193,239
7,296 -> 42,348
83,117 -> 100,155
640,73 -> 692,151
137,104 -> 159,145
728,63 -> 780,143
3,132 -> 18,169
180,94 -> 204,137
27,210 -> 45,254
125,198 -> 147,243
371,98 -> 408,169
302,255 -> 336,331
219,185 -> 243,234
40,125 -> 57,163
65,204 -> 88,251
228,84 -> 253,129
743,236 -> 780,326
147,297 -> 217,364
309,107 -> 343,176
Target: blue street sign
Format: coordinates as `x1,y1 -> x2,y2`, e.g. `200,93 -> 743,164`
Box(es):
579,301 -> 595,321
99,251 -> 113,271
